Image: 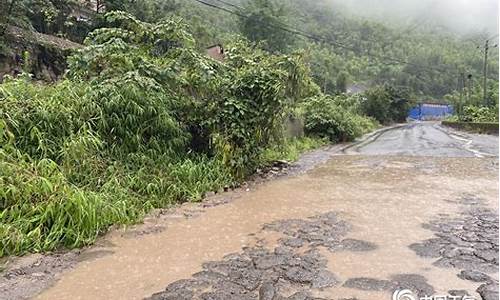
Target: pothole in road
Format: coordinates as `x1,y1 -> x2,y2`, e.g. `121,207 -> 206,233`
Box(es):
146,212 -> 379,300
409,195 -> 499,300
343,274 -> 435,297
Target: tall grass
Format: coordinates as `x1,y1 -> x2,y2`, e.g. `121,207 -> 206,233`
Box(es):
261,137 -> 327,163
0,77 -> 236,257
0,77 -> 357,257
0,144 -> 141,256
0,147 -> 235,256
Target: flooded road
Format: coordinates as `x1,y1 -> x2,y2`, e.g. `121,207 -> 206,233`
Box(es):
2,122 -> 498,300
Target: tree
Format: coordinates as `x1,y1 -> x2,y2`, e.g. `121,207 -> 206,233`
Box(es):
362,85 -> 411,124
0,0 -> 16,35
238,0 -> 295,53
336,72 -> 348,94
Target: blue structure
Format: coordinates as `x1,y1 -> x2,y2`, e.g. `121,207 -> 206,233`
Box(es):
408,103 -> 454,120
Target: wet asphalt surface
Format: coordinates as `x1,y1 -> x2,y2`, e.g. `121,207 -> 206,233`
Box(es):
409,195 -> 499,300
344,122 -> 498,157
1,122 -> 498,300
147,206 -> 498,300
145,123 -> 499,300
146,213 -> 436,300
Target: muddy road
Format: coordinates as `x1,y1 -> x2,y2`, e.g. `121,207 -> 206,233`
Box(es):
1,122 -> 498,300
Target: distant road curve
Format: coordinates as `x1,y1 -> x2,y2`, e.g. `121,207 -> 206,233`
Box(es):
344,121 -> 498,157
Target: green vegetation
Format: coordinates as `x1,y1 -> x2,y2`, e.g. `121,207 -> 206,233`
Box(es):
0,75 -> 234,255
441,120 -> 499,135
361,85 -> 413,124
0,0 -> 498,257
0,11 -> 376,257
261,137 -> 327,163
301,95 -> 377,142
2,0 -> 498,101
447,106 -> 499,123
238,0 -> 294,53
459,106 -> 498,123
445,81 -> 499,123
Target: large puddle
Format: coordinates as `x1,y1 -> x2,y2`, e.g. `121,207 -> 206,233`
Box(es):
35,156 -> 498,300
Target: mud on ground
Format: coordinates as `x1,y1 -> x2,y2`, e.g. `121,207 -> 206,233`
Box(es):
0,142 -> 348,300
1,124 -> 498,300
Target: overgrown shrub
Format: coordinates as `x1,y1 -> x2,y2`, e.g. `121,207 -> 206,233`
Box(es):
301,95 -> 377,142
0,11 -> 379,257
0,114 -> 233,256
0,12 -> 323,256
211,56 -> 289,177
0,77 -> 88,160
361,85 -> 412,124
0,123 -> 142,256
260,136 -> 326,163
458,105 -> 499,123
67,12 -> 315,177
85,73 -> 188,155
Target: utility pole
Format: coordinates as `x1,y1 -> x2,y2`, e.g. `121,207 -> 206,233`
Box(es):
482,40 -> 489,106
459,72 -> 465,114
461,72 -> 467,113
467,74 -> 473,104
481,40 -> 498,106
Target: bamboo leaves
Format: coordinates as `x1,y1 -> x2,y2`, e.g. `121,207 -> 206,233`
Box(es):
0,12 -> 323,256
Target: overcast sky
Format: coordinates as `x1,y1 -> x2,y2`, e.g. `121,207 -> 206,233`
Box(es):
330,0 -> 499,34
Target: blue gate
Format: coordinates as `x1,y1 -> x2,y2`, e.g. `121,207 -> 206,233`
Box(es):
408,103 -> 454,120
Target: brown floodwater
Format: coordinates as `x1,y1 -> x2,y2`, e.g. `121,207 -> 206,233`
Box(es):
36,156 -> 498,300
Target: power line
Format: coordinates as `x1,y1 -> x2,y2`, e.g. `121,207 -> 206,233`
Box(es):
191,0 -> 454,75
209,0 -> 479,77
222,0 -> 432,51
212,0 -> 240,10
193,0 -> 246,18
211,0 -> 401,54
487,33 -> 499,41
201,0 -> 352,50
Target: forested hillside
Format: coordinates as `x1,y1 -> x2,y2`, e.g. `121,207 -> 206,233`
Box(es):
0,0 -> 498,256
1,0 -> 499,101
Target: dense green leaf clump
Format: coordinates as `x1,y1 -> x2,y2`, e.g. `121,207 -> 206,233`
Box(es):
456,106 -> 499,123
237,0 -> 295,53
361,85 -> 413,124
2,12 -> 372,256
444,80 -> 499,123
301,95 -> 377,142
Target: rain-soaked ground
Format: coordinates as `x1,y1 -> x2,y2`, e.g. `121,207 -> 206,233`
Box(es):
1,122 -> 498,300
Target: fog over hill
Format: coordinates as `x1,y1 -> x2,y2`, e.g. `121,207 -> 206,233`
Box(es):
329,0 -> 499,35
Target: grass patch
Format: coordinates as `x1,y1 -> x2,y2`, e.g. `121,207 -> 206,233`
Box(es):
261,137 -> 327,163
0,146 -> 234,257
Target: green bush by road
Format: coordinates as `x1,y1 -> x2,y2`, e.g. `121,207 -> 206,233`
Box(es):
0,12 -> 382,257
456,106 -> 499,123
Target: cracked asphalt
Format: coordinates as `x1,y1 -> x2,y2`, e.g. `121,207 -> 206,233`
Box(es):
1,122 -> 498,300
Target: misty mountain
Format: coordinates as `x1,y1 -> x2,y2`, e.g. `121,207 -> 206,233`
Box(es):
329,0 -> 498,35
